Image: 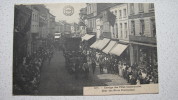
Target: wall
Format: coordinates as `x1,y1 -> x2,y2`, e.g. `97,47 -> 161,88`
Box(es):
110,4 -> 129,41
128,3 -> 155,38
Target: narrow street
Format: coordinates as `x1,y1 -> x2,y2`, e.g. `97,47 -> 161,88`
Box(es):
38,49 -> 128,95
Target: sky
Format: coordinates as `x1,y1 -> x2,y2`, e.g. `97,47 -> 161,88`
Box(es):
45,3 -> 86,23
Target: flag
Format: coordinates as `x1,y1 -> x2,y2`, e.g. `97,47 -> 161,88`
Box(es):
107,10 -> 116,27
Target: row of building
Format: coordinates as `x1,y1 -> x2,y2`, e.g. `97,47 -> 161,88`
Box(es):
55,21 -> 82,37
55,7 -> 89,37
14,5 -> 56,66
81,3 -> 157,67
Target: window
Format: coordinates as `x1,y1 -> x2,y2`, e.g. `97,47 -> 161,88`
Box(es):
150,3 -> 154,9
151,18 -> 156,37
115,10 -> 117,16
140,20 -> 145,36
149,3 -> 154,12
36,15 -> 38,21
120,23 -> 122,38
112,24 -> 115,38
93,19 -> 96,28
119,10 -> 122,19
138,3 -> 144,12
116,23 -> 118,38
91,4 -> 93,13
131,21 -> 135,35
124,9 -> 127,18
90,20 -> 92,28
130,3 -> 134,14
90,5 -> 91,14
124,23 -> 127,38
33,14 -> 34,21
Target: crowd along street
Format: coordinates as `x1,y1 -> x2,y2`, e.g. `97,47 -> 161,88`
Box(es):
13,3 -> 158,95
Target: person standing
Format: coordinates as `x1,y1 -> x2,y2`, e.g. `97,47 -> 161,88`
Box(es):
75,60 -> 80,79
48,52 -> 52,64
99,60 -> 104,74
91,60 -> 96,74
83,62 -> 89,79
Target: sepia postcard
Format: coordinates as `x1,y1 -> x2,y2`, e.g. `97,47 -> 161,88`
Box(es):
13,3 -> 158,96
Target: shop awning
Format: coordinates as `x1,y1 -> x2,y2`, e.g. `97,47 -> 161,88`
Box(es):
90,40 -> 101,48
102,41 -> 117,54
109,43 -> 128,56
96,38 -> 110,50
82,34 -> 95,41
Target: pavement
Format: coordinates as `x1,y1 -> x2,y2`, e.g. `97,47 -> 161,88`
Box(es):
38,50 -> 129,95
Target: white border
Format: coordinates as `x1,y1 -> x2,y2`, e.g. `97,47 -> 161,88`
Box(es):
0,0 -> 178,100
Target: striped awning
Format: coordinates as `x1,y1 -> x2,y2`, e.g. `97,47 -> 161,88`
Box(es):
96,38 -> 110,50
109,43 -> 128,56
82,34 -> 95,41
90,40 -> 101,48
102,41 -> 117,54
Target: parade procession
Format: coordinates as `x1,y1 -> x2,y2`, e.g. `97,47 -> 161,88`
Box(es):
13,3 -> 158,95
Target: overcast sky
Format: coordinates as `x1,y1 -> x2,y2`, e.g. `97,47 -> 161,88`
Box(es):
45,3 -> 86,23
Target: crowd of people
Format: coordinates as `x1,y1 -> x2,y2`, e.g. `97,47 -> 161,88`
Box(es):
63,50 -> 95,79
13,45 -> 54,95
90,49 -> 158,85
75,48 -> 158,85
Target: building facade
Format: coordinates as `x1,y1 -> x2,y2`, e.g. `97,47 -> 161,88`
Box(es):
49,13 -> 56,36
35,5 -> 49,39
109,4 -> 131,64
87,3 -> 157,66
55,20 -> 71,34
14,5 -> 32,66
128,3 -> 157,66
79,7 -> 87,36
55,21 -> 64,33
110,4 -> 129,43
96,9 -> 111,39
71,22 -> 79,34
87,3 -> 118,39
26,5 -> 40,54
86,3 -> 114,34
86,3 -> 97,34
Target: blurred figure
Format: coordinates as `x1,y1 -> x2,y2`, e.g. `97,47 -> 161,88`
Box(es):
83,62 -> 89,79
91,60 -> 96,74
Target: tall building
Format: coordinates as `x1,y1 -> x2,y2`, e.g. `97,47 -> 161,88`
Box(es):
14,5 -> 32,66
95,3 -> 118,39
79,7 -> 87,36
34,5 -> 49,39
108,4 -> 131,64
86,3 -> 115,34
26,5 -> 40,54
49,13 -> 56,36
110,3 -> 129,43
128,3 -> 157,66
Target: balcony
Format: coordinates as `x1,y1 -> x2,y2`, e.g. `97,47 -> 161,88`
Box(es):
129,35 -> 156,44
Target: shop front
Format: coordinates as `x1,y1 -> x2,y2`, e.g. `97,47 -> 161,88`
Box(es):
133,45 -> 157,67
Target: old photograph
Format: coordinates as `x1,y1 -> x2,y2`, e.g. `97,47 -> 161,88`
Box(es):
13,3 -> 158,95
